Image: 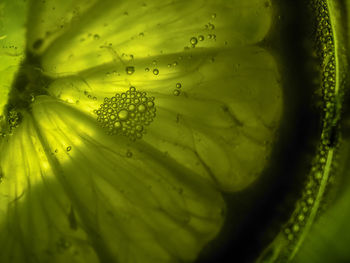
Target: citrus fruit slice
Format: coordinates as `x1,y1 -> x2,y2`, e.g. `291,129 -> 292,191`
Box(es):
0,0 -> 282,262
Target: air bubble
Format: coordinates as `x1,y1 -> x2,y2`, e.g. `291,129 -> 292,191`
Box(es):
292,224 -> 300,232
190,37 -> 198,46
138,104 -> 146,112
153,68 -> 159,75
126,66 -> 135,75
176,83 -> 182,89
66,146 -> 72,152
315,172 -> 322,179
298,214 -> 305,222
307,197 -> 314,205
118,110 -> 129,120
128,104 -> 136,111
173,90 -> 180,96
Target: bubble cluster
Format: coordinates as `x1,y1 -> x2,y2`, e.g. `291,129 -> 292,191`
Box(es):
8,110 -> 21,131
205,22 -> 215,30
281,0 -> 338,248
173,82 -> 182,96
257,2 -> 342,262
95,86 -> 156,140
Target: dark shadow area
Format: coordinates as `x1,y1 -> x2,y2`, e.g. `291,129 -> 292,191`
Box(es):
6,52 -> 52,112
195,1 -> 323,262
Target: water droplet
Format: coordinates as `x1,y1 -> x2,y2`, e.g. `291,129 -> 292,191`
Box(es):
173,89 -> 180,96
212,13 -> 216,19
126,150 -> 133,158
176,83 -> 182,89
198,35 -> 204,41
66,146 -> 72,152
153,68 -> 159,75
93,34 -> 100,40
126,66 -> 135,75
145,67 -> 149,72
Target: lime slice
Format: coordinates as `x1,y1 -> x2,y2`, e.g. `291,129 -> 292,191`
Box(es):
0,0 -> 282,262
